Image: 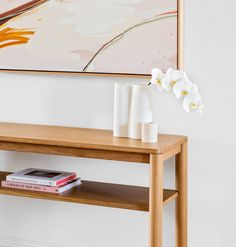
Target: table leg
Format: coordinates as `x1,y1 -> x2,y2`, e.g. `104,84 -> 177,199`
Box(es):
176,142 -> 188,247
149,154 -> 164,247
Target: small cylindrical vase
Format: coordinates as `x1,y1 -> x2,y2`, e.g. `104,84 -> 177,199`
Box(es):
113,83 -> 132,137
141,122 -> 158,143
128,84 -> 153,139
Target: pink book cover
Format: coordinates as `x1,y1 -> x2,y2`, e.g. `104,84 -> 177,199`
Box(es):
1,178 -> 81,194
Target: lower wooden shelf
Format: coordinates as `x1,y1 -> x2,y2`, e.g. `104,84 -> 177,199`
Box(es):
0,172 -> 178,211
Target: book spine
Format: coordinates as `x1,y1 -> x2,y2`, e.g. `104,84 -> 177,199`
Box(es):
58,179 -> 81,193
6,176 -> 54,186
1,181 -> 59,193
6,174 -> 76,186
56,174 -> 76,186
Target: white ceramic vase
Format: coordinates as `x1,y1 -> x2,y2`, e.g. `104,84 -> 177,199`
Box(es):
113,83 -> 132,137
128,84 -> 153,139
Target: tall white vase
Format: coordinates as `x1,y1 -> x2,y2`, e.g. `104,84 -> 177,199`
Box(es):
128,84 -> 153,139
113,83 -> 132,137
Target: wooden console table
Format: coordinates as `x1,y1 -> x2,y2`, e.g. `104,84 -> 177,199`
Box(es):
0,122 -> 187,247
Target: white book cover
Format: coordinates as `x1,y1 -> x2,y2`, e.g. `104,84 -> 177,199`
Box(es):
6,168 -> 77,186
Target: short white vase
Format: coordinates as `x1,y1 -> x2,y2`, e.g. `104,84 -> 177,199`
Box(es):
113,83 -> 132,137
128,84 -> 153,139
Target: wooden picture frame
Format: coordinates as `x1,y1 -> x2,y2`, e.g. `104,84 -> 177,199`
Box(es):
0,0 -> 184,78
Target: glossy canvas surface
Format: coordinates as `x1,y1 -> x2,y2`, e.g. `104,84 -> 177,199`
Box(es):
0,0 -> 178,75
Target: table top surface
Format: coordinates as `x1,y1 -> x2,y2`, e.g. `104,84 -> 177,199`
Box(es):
0,122 -> 187,154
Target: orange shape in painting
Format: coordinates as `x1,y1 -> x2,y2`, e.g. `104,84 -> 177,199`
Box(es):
0,25 -> 35,49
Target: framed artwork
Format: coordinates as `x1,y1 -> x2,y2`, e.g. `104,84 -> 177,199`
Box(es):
0,0 -> 183,77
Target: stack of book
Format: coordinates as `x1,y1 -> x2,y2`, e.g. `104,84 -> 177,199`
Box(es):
1,168 -> 81,194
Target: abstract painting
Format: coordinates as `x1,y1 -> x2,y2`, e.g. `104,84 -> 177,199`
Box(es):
0,0 -> 180,76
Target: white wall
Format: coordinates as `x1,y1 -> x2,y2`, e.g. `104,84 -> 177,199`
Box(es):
0,1 -> 235,246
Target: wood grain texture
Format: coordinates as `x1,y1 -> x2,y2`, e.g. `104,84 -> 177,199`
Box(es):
176,142 -> 188,247
0,172 -> 177,211
163,146 -> 181,161
0,69 -> 151,78
0,141 -> 150,163
178,0 -> 184,69
149,154 -> 164,247
0,122 -> 187,155
0,122 -> 187,246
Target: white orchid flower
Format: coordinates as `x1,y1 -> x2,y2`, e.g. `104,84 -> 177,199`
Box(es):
173,78 -> 194,98
149,67 -> 204,113
150,68 -> 163,91
162,68 -> 186,91
198,104 -> 205,114
183,84 -> 204,113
